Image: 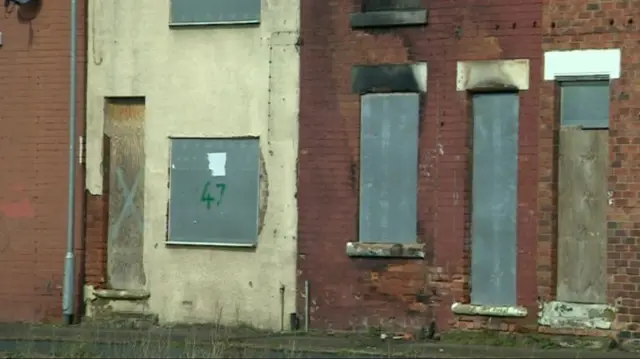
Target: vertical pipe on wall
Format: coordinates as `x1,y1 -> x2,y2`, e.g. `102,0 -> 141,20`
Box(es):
279,284 -> 285,332
62,0 -> 79,325
304,280 -> 309,332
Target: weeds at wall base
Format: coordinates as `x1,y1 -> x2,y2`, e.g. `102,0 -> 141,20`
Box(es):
0,323 -> 638,358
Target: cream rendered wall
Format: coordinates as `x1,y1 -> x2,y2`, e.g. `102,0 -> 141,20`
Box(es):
85,0 -> 299,330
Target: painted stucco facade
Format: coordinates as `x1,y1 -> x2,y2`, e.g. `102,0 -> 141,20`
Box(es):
84,0 -> 299,330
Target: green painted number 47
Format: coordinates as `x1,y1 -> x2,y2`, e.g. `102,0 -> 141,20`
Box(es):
200,181 -> 226,209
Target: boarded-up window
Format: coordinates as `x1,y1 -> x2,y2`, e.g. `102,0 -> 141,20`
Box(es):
361,0 -> 422,11
170,0 -> 261,26
359,93 -> 419,244
560,81 -> 610,129
470,93 -> 519,307
167,138 -> 260,247
352,0 -> 427,28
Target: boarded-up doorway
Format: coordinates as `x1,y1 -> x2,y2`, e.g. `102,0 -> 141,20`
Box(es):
470,92 -> 519,306
104,97 -> 146,290
556,80 -> 610,304
557,128 -> 607,303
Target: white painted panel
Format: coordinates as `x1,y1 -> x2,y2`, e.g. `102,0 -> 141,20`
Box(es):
544,49 -> 621,80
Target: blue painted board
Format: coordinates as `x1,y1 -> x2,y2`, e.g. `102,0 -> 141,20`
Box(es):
359,93 -> 419,244
470,93 -> 519,306
170,0 -> 261,25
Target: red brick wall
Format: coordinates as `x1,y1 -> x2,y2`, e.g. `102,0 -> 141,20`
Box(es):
0,1 -> 86,322
298,0 -> 542,332
538,1 -> 640,337
84,194 -> 107,289
85,137 -> 109,289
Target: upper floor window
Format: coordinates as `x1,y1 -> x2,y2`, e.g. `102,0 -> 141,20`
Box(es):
169,0 -> 261,27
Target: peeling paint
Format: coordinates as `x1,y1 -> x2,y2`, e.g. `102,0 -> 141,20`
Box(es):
0,199 -> 35,218
94,288 -> 150,300
538,300 -> 616,330
456,59 -> 530,92
258,150 -> 269,235
451,302 -> 528,317
346,242 -> 424,258
0,184 -> 35,218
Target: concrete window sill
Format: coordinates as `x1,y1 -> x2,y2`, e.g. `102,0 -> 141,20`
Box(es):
350,9 -> 428,29
538,301 -> 616,330
451,302 -> 528,318
93,289 -> 150,301
169,21 -> 260,28
346,242 -> 424,259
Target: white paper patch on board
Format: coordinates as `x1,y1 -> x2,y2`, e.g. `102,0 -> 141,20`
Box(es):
207,152 -> 226,177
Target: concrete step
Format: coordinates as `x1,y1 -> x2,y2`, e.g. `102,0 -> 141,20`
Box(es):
85,288 -> 157,329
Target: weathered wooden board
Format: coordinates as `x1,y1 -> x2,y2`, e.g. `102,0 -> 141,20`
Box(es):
557,127 -> 608,304
104,97 -> 146,290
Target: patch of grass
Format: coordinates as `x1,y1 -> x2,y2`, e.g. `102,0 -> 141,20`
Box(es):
439,329 -> 617,351
0,323 -> 636,358
2,339 -> 229,358
441,330 -> 560,348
